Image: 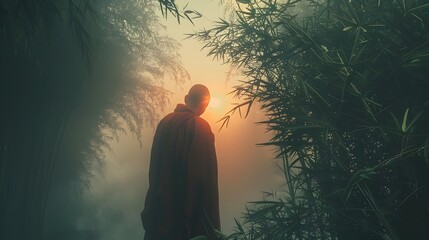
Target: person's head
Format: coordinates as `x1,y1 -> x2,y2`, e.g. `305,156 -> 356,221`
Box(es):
185,84 -> 211,116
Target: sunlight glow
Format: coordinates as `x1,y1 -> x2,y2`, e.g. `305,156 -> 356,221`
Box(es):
209,97 -> 221,108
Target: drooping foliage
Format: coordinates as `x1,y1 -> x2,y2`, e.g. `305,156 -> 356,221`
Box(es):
1,0 -> 187,239
191,0 -> 429,239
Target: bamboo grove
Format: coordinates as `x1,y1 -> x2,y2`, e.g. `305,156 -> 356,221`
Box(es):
2,0 -> 429,239
190,0 -> 429,239
1,0 -> 187,239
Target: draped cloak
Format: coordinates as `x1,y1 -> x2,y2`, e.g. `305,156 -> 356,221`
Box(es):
141,104 -> 220,240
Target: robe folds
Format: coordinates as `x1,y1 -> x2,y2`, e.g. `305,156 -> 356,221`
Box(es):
142,104 -> 220,240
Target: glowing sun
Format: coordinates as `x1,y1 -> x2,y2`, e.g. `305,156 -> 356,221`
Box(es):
209,97 -> 221,108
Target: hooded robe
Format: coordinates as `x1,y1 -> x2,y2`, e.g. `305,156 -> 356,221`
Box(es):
142,104 -> 220,240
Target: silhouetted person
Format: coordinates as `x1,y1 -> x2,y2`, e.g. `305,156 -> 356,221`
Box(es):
141,84 -> 220,240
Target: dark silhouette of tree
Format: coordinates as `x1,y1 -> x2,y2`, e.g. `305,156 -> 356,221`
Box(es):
191,0 -> 429,239
1,0 -> 187,239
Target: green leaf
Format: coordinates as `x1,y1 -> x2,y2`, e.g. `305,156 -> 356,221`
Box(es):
343,26 -> 353,32
424,138 -> 429,164
407,110 -> 422,132
390,111 -> 401,130
237,0 -> 251,4
409,3 -> 429,12
401,108 -> 409,132
344,166 -> 377,201
190,236 -> 208,240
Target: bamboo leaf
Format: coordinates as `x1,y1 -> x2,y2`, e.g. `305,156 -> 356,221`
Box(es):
343,26 -> 353,32
409,3 -> 429,12
190,236 -> 208,240
405,110 -> 422,132
237,0 -> 252,4
424,138 -> 429,164
401,108 -> 409,132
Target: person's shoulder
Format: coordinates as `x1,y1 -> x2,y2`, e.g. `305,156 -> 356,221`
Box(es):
156,112 -> 180,130
157,113 -> 171,125
194,116 -> 210,126
159,111 -> 185,123
194,117 -> 212,133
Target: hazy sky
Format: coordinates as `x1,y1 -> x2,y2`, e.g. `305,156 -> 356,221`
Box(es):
83,1 -> 284,239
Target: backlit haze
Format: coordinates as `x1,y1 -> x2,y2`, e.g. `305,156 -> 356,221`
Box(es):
84,1 -> 284,239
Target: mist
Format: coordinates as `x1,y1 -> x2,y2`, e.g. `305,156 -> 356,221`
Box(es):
44,99 -> 283,239
67,1 -> 285,237
3,0 -> 428,239
75,109 -> 282,239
